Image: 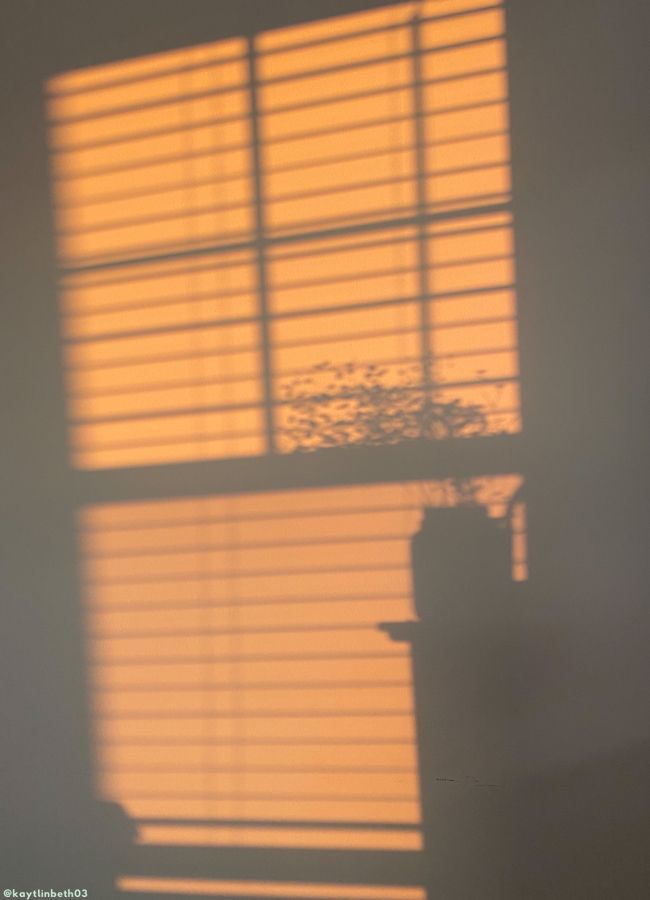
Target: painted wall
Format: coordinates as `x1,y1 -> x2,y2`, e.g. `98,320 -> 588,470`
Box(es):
1,1 -> 647,896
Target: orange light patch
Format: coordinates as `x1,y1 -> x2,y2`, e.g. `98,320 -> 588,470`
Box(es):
80,476 -> 523,854
118,877 -> 425,899
49,0 -> 519,469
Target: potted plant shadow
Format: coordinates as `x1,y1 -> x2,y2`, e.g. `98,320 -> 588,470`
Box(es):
280,357 -> 513,626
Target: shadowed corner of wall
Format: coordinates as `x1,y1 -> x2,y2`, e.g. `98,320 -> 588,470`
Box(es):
89,799 -> 139,899
0,794 -> 136,896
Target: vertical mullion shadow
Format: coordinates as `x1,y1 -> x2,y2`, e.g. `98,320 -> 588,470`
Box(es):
247,34 -> 276,454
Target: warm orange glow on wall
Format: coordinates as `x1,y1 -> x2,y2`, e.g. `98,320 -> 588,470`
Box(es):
118,877 -> 426,899
79,476 -> 521,854
48,4 -> 524,896
48,0 -> 519,470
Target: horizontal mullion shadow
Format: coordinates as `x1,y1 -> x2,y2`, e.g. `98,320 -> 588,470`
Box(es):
265,221 -> 503,264
61,242 -> 430,308
65,284 -> 512,351
269,282 -> 513,319
59,201 -> 512,275
73,434 -> 522,504
264,196 -> 510,240
62,249 -> 254,289
65,274 -> 515,350
122,843 -> 424,885
59,229 -> 257,273
267,162 -> 508,211
265,208 -> 422,242
279,291 -> 515,323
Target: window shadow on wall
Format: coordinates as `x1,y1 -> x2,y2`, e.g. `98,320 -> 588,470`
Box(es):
42,3 -> 528,899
